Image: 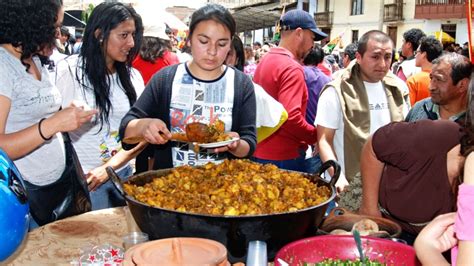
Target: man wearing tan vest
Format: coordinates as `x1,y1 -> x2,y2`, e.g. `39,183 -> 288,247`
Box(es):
315,30 -> 409,192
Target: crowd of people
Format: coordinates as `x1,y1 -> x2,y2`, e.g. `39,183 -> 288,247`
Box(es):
0,0 -> 474,264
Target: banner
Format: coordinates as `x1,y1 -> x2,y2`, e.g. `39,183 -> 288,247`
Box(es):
322,29 -> 346,54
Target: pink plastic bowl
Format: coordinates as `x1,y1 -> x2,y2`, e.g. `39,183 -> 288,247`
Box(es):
274,235 -> 421,266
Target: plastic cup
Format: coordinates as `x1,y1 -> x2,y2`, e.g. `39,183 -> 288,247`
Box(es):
246,240 -> 267,266
122,232 -> 149,251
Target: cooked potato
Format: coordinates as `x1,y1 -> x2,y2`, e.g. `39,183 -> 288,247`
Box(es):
124,159 -> 330,216
352,218 -> 379,236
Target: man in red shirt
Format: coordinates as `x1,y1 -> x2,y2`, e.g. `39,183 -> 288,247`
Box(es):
252,9 -> 327,171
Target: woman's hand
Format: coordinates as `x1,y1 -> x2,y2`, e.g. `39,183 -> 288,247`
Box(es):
86,166 -> 108,191
123,118 -> 172,145
212,132 -> 240,153
212,132 -> 250,158
414,212 -> 456,266
44,101 -> 97,136
141,119 -> 172,144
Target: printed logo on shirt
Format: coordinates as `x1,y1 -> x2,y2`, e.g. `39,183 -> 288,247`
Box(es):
99,130 -> 122,163
169,64 -> 235,167
369,103 -> 389,111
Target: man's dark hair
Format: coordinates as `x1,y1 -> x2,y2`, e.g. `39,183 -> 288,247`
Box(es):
344,42 -> 358,61
418,36 -> 443,62
432,52 -> 473,85
357,30 -> 393,56
403,28 -> 426,52
60,26 -> 70,38
253,41 -> 261,48
303,45 -> 324,66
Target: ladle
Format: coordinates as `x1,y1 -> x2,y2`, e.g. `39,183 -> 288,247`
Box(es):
122,122 -> 212,144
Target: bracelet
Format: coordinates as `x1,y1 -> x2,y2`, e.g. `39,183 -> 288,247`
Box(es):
38,118 -> 52,141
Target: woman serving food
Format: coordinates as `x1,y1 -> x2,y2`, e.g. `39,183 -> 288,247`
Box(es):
119,3 -> 256,169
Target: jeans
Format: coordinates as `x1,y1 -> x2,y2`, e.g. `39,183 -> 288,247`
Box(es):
90,165 -> 132,211
251,150 -> 307,172
304,154 -> 323,174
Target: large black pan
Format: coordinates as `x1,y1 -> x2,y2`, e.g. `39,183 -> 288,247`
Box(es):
107,160 -> 340,263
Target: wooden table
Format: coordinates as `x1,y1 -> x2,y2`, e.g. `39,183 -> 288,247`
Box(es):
5,207 -> 128,265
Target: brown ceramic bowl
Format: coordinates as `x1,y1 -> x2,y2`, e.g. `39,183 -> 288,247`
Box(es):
123,237 -> 230,266
319,207 -> 401,238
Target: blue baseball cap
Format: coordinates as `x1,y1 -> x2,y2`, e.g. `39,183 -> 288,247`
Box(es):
281,9 -> 328,41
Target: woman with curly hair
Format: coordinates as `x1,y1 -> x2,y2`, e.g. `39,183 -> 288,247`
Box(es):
55,2 -> 146,210
0,0 -> 97,229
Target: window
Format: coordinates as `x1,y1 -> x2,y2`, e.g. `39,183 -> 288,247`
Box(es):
352,30 -> 359,43
351,0 -> 363,15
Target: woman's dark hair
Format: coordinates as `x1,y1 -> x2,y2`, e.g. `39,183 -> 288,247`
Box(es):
0,0 -> 63,70
188,4 -> 235,39
139,36 -> 169,63
79,2 -> 143,131
461,75 -> 474,157
230,35 -> 245,71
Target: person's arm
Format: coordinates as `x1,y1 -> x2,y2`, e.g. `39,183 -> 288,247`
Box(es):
414,212 -> 456,266
86,141 -> 147,191
123,118 -> 171,145
315,86 -> 346,191
317,125 -> 348,190
120,69 -> 172,147
358,136 -> 383,217
406,76 -> 417,107
316,126 -> 336,161
0,95 -> 97,159
456,153 -> 474,264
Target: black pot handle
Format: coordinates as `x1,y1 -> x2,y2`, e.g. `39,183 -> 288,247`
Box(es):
316,160 -> 341,187
106,166 -> 125,196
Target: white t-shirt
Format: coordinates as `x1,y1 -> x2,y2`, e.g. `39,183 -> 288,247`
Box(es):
399,58 -> 421,80
315,81 -> 409,178
55,55 -> 145,173
170,64 -> 234,167
0,47 -> 66,185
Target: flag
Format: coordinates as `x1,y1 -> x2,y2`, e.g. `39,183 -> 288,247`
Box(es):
323,29 -> 345,54
273,5 -> 286,42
